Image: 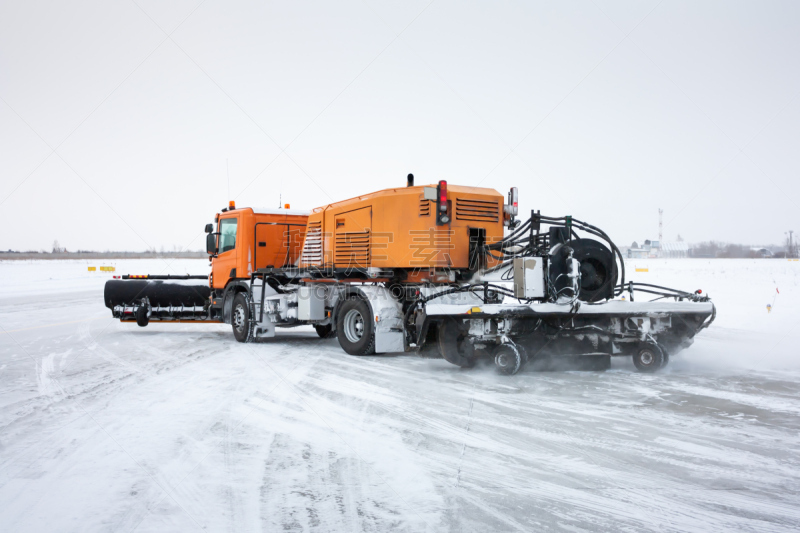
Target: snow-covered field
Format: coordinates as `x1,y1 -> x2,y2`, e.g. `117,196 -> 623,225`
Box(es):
1,258 -> 799,532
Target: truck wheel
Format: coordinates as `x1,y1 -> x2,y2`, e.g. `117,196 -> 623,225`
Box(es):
633,343 -> 664,372
437,318 -> 475,368
494,344 -> 526,375
336,298 -> 375,355
135,306 -> 149,327
232,292 -> 254,343
315,324 -> 333,338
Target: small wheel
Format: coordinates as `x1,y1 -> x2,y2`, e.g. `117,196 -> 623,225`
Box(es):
494,344 -> 526,376
232,292 -> 254,343
437,318 -> 475,368
315,324 -> 333,338
633,343 -> 664,372
135,306 -> 149,327
336,298 -> 375,355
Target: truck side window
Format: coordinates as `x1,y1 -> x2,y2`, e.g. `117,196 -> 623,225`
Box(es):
219,218 -> 238,253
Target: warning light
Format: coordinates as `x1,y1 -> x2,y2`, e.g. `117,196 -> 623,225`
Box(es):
436,180 -> 449,225
229,200 -> 235,209
284,203 -> 290,209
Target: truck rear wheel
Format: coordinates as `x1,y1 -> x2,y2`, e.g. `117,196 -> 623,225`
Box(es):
232,292 -> 254,343
336,298 -> 375,355
315,324 -> 333,338
633,343 -> 664,372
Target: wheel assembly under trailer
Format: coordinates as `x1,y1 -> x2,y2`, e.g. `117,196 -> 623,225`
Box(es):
103,180 -> 715,375
413,297 -> 714,375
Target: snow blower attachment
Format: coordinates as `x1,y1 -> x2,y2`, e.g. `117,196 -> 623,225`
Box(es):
103,181 -> 714,375
407,210 -> 715,375
104,275 -> 213,326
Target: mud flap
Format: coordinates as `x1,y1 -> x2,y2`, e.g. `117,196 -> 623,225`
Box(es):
414,315 -> 443,359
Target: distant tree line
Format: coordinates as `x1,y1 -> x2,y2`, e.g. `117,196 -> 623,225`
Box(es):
689,241 -> 790,258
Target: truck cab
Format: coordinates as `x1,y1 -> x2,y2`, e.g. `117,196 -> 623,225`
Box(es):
207,204 -> 310,289
206,204 -> 310,336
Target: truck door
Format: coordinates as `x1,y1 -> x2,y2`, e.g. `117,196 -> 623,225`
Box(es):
212,215 -> 239,289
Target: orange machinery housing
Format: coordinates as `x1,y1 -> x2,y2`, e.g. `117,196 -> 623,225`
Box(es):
211,207 -> 309,289
298,183 -> 505,280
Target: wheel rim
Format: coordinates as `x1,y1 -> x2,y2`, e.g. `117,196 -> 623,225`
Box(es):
639,350 -> 654,365
233,304 -> 246,332
343,309 -> 364,343
497,353 -> 509,368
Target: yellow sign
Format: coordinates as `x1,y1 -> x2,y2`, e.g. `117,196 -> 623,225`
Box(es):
635,267 -> 649,273
99,266 -> 116,272
87,266 -> 96,271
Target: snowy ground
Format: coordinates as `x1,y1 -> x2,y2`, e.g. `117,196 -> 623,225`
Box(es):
1,258 -> 799,532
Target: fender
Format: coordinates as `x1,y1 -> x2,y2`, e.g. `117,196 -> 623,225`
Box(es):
221,280 -> 251,324
336,285 -> 405,353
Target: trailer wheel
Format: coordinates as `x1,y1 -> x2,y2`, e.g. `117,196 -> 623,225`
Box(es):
135,306 -> 149,327
494,344 -> 526,376
633,343 -> 664,372
437,318 -> 475,368
336,298 -> 375,355
315,324 -> 333,338
232,292 -> 254,343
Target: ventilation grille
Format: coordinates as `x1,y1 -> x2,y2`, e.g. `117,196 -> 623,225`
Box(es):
419,198 -> 431,216
335,231 -> 370,266
455,198 -> 499,222
300,221 -> 322,264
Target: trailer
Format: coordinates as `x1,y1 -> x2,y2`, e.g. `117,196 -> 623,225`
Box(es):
104,177 -> 714,375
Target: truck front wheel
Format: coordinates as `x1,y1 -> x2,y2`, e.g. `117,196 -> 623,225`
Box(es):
232,292 -> 254,343
336,298 -> 375,355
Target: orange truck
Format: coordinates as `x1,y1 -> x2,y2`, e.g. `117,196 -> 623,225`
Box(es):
105,176 -> 715,375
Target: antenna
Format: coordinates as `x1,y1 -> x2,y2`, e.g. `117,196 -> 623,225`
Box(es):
658,208 -> 663,243
226,158 -> 230,200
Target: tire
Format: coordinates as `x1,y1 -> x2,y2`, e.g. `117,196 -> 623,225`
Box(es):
315,324 -> 333,338
633,343 -> 664,373
231,292 -> 254,343
494,344 -> 526,376
336,298 -> 375,355
437,318 -> 475,368
135,305 -> 149,327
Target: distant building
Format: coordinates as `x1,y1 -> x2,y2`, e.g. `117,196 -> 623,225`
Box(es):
628,240 -> 655,258
628,239 -> 687,258
661,242 -> 689,258
750,248 -> 774,258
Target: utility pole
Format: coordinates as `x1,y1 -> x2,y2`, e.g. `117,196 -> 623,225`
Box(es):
788,230 -> 795,258
658,208 -> 663,243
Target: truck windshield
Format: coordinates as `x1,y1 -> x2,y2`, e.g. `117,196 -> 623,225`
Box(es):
219,218 -> 237,253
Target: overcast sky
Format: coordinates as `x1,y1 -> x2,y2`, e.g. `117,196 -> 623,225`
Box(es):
1,0 -> 799,252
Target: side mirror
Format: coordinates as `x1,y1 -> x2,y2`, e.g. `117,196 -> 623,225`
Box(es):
205,223 -> 213,233
206,233 -> 217,255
